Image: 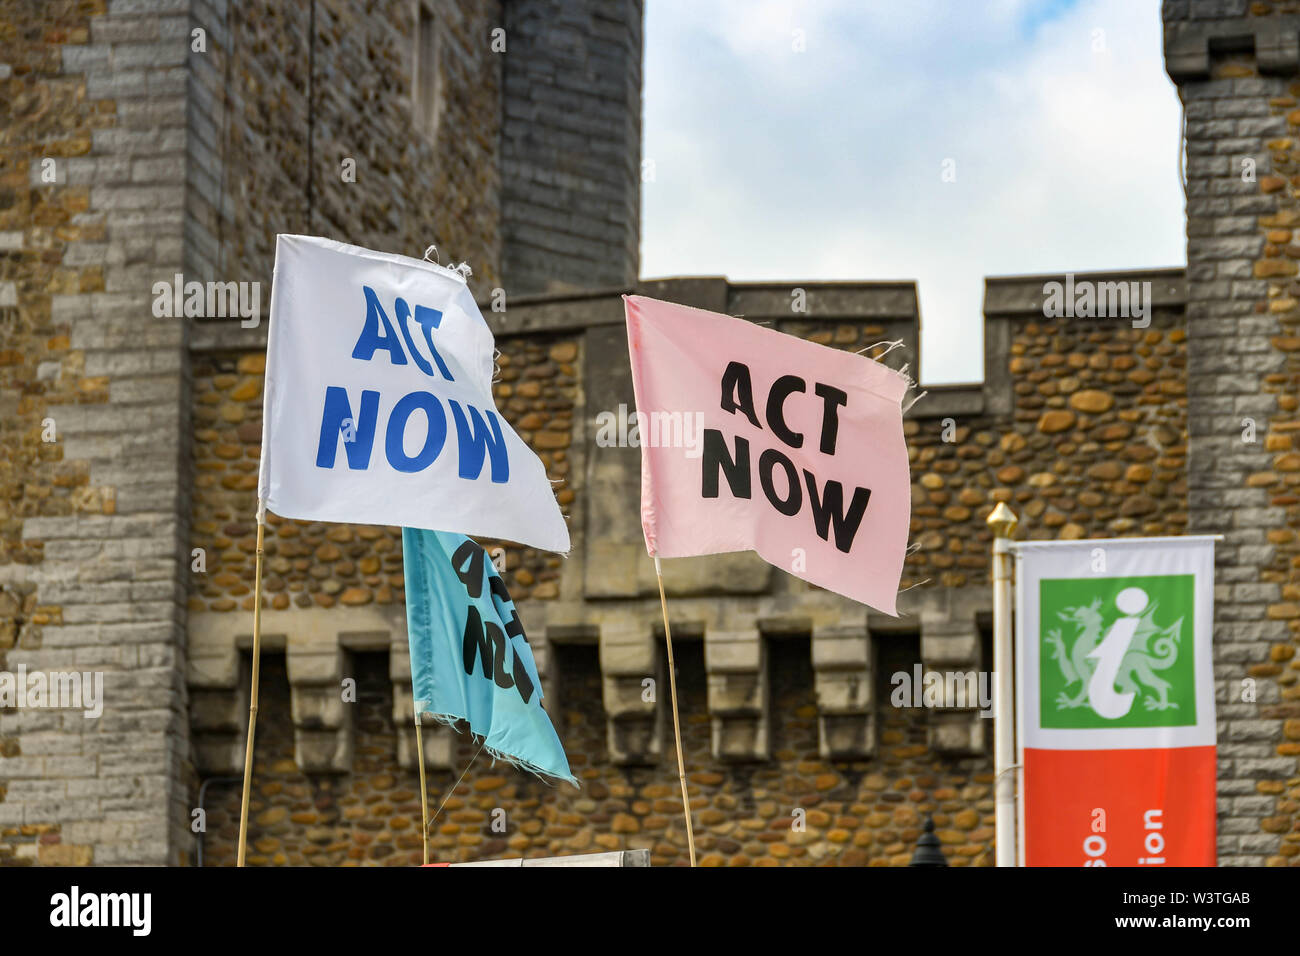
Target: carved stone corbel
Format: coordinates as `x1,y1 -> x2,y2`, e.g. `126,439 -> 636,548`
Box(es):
811,623 -> 875,759
704,628 -> 768,761
599,620 -> 662,764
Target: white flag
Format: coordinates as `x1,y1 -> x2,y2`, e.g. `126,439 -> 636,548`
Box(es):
257,235 -> 569,553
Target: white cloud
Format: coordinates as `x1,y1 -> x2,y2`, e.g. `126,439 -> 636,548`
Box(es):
641,0 -> 1184,384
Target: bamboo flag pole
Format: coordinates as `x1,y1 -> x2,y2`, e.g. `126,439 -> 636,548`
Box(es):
236,513 -> 267,867
414,710 -> 429,865
654,556 -> 696,867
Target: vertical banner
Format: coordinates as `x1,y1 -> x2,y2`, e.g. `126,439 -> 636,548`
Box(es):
1015,536 -> 1217,866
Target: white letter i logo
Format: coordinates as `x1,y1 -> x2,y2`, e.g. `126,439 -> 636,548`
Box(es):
1085,587 -> 1148,719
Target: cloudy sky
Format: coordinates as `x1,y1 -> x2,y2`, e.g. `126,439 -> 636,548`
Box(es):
640,0 -> 1185,384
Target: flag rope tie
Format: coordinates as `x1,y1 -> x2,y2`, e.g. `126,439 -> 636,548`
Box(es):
427,733 -> 488,836
856,338 -> 905,358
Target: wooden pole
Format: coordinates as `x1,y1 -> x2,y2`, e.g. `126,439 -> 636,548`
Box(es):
654,556 -> 696,867
235,515 -> 267,867
415,710 -> 429,865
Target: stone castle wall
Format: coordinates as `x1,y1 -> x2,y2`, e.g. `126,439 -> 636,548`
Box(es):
1165,0 -> 1300,864
189,282 -> 1192,602
5,0 -> 1300,868
0,0 -> 196,867
1,0 -> 644,866
499,0 -> 643,294
186,330 -> 581,616
185,272 -> 1214,867
185,0 -> 506,297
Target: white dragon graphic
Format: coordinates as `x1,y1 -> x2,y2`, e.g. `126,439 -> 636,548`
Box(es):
1044,588 -> 1184,717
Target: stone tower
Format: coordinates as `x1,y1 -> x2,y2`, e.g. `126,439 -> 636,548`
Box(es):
1164,0 -> 1300,865
500,0 -> 643,294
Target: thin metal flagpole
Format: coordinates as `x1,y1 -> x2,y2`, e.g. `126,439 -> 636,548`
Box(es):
654,556 -> 696,867
235,512 -> 267,867
987,502 -> 1019,867
414,710 -> 429,865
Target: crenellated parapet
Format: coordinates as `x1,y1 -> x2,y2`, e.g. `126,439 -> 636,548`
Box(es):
1164,4 -> 1300,80
189,607 -> 450,776
186,594 -> 1005,777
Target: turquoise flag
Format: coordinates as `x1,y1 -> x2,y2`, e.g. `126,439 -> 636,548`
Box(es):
402,527 -> 576,787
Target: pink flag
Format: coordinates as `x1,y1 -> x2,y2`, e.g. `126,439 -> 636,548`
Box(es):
624,295 -> 912,615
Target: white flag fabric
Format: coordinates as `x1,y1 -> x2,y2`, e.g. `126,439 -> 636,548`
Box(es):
257,235 -> 569,553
